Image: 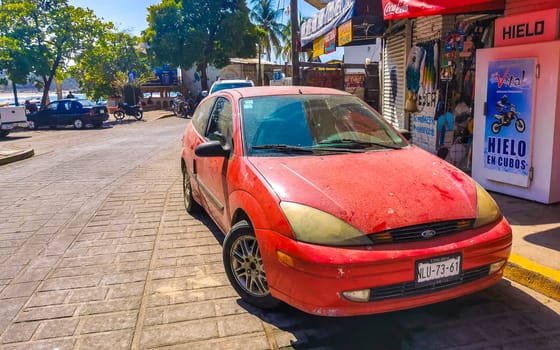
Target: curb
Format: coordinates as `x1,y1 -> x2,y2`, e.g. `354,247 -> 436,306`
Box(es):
504,253 -> 560,301
0,148 -> 34,166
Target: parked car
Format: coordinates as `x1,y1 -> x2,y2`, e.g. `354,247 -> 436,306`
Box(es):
0,106 -> 28,137
180,86 -> 512,317
208,79 -> 254,95
27,99 -> 108,130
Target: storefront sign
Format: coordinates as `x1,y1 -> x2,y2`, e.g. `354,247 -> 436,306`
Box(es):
494,9 -> 560,47
382,0 -> 504,20
484,58 -> 535,187
313,36 -> 325,58
412,91 -> 439,154
301,0 -> 355,48
324,28 -> 337,54
338,20 -> 352,46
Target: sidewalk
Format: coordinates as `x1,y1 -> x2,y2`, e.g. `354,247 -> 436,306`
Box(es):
1,111 -> 558,301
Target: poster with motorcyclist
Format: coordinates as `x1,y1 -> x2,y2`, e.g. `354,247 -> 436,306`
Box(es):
484,58 -> 535,187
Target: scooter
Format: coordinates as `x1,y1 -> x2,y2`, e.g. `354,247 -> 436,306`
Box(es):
114,102 -> 143,121
491,103 -> 525,134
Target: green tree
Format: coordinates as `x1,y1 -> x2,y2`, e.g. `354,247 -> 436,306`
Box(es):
0,3 -> 36,105
0,0 -> 110,108
144,0 -> 259,90
70,31 -> 150,101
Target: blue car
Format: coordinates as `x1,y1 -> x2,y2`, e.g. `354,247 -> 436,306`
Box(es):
27,99 -> 108,130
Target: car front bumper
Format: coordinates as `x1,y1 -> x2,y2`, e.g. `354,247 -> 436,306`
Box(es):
257,216 -> 512,317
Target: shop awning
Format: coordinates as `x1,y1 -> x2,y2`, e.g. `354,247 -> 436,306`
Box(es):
382,0 -> 505,20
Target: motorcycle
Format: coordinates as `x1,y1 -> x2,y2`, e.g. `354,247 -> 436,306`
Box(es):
491,103 -> 525,134
114,102 -> 143,121
172,95 -> 195,119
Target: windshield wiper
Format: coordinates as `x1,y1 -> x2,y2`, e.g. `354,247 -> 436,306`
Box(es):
252,144 -> 314,153
318,138 -> 402,150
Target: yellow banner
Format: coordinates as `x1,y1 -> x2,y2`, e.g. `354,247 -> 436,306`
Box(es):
313,36 -> 325,58
338,19 -> 352,46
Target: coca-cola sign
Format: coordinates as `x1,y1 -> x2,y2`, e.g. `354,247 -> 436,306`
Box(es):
384,0 -> 409,18
382,0 -> 505,20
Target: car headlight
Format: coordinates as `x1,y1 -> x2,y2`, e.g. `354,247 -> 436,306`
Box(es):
473,183 -> 501,228
280,202 -> 372,246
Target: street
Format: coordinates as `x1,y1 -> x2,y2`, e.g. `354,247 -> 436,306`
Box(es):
0,116 -> 559,350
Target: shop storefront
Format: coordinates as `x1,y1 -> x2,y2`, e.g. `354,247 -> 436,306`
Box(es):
380,0 -> 560,203
381,0 -> 505,172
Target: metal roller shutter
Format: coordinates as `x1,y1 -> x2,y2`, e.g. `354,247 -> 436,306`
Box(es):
413,16 -> 444,43
382,32 -> 407,128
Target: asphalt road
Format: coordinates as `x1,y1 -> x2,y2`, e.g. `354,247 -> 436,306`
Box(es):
0,117 -> 559,350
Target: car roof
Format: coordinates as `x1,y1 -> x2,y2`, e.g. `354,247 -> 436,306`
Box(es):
216,86 -> 351,99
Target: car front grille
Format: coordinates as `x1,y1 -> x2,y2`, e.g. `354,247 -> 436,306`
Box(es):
368,264 -> 490,302
367,219 -> 475,244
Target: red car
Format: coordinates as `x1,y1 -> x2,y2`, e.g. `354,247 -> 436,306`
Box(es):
180,86 -> 512,317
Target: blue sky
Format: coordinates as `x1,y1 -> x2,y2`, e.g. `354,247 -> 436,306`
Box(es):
68,0 -> 318,36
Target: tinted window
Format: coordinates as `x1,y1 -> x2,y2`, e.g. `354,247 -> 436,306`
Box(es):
191,97 -> 216,135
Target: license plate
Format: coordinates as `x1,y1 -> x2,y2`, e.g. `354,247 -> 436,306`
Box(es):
415,253 -> 462,284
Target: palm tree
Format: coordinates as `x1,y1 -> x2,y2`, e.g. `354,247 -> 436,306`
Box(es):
250,0 -> 285,63
280,14 -> 310,64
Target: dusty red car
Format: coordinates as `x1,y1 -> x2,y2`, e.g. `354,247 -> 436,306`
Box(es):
180,86 -> 512,316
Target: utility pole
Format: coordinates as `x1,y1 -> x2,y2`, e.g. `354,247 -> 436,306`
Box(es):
290,0 -> 300,85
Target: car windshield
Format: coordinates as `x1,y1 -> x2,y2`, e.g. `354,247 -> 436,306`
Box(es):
241,94 -> 408,156
211,82 -> 253,93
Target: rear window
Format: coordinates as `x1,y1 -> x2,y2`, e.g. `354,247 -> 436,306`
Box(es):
210,82 -> 253,94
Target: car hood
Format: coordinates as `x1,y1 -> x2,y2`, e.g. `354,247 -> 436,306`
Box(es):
248,147 -> 478,233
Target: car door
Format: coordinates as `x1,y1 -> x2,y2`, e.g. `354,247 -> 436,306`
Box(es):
36,101 -> 58,127
195,96 -> 234,232
56,100 -> 74,125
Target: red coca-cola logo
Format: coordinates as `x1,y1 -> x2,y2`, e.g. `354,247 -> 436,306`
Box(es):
384,0 -> 409,17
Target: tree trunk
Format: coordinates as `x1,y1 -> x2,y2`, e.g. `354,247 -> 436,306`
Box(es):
200,62 -> 209,91
11,82 -> 19,106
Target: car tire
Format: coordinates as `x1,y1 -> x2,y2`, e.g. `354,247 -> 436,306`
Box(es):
114,111 -> 124,120
73,119 -> 84,129
182,165 -> 201,213
223,220 -> 280,310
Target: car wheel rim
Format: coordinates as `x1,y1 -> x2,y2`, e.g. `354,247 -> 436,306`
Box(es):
74,120 -> 83,129
229,235 -> 269,297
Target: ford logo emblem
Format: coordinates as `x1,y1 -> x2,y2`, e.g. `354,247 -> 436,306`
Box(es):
421,229 -> 436,239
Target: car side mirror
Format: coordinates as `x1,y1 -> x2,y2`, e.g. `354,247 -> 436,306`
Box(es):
399,129 -> 412,141
195,140 -> 230,157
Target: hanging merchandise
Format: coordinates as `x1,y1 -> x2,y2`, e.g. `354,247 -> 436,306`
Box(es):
405,45 -> 424,112
444,29 -> 465,59
410,40 -> 440,154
